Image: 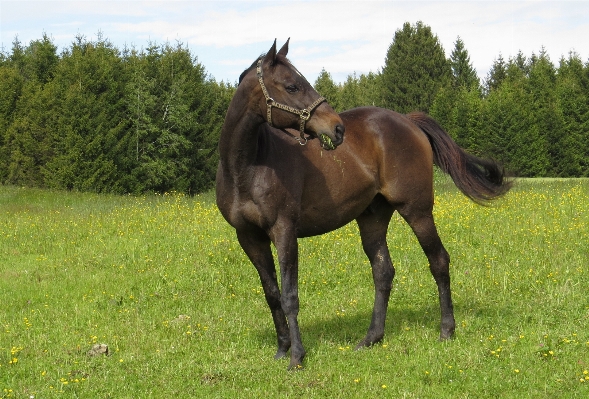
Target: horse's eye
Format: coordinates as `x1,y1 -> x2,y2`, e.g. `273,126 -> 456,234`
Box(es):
286,84 -> 299,93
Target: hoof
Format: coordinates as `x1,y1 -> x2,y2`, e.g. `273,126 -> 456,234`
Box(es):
440,317 -> 456,340
274,350 -> 288,360
355,333 -> 383,351
354,340 -> 371,351
439,328 -> 455,341
287,351 -> 305,370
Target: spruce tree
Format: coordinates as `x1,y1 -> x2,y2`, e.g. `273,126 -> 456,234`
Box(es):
512,50 -> 529,75
358,72 -> 382,107
483,63 -> 551,177
1,35 -> 60,187
314,68 -> 341,112
556,53 -> 588,176
26,33 -> 59,84
381,21 -> 451,113
485,55 -> 507,93
0,67 -> 23,163
339,73 -> 363,111
43,34 -> 126,191
449,36 -> 480,90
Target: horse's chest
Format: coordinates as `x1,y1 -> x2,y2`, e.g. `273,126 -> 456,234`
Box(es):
217,167 -> 297,231
223,192 -> 287,232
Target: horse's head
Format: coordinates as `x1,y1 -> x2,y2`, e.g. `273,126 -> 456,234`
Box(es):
241,39 -> 344,150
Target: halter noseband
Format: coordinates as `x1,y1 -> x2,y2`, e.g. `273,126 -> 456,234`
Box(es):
256,58 -> 326,145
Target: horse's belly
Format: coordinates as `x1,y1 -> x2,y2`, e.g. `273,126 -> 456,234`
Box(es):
296,196 -> 372,238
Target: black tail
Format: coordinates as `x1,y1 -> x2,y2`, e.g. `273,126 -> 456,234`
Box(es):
407,112 -> 512,205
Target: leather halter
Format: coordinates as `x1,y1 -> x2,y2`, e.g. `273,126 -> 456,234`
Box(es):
256,58 -> 326,145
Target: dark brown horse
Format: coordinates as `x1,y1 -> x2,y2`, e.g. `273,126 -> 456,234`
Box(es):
216,40 -> 511,370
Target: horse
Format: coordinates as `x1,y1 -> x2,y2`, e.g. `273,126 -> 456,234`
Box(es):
215,39 -> 511,370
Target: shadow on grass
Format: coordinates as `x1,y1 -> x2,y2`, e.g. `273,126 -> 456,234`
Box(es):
252,296 -> 516,357
253,303 -> 443,351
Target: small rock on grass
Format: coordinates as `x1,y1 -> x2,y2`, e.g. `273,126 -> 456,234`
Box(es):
87,343 -> 109,356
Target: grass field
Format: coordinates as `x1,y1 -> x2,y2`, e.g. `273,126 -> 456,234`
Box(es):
1,178 -> 588,398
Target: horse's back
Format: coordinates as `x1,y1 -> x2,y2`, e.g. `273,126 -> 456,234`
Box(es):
340,107 -> 432,159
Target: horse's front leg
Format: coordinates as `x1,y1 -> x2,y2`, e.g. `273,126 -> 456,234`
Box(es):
236,229 -> 291,359
272,225 -> 305,370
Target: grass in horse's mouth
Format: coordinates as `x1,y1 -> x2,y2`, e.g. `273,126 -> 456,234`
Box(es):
320,134 -> 336,150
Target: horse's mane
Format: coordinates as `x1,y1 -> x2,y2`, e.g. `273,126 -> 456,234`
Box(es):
238,54 -> 263,85
238,53 -> 290,86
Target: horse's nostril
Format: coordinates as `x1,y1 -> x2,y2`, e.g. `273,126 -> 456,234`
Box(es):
335,124 -> 345,142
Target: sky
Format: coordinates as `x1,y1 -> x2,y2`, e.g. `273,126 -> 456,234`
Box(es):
1,0 -> 589,85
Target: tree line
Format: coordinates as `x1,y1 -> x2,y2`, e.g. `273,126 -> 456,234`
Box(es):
1,23 -> 588,195
315,22 -> 589,178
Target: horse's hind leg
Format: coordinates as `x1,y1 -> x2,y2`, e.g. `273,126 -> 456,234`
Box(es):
236,229 -> 291,359
399,209 -> 455,340
355,201 -> 395,349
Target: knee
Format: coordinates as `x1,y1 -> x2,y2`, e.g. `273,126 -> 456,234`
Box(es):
281,292 -> 300,315
374,264 -> 395,291
262,285 -> 282,306
429,249 -> 450,278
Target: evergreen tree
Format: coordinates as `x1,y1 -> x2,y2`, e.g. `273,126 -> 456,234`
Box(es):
119,41 -> 225,194
485,54 -> 507,93
430,37 -> 480,149
452,87 -> 485,152
1,35 -> 60,187
431,85 -> 483,152
505,54 -> 529,86
512,50 -> 529,76
121,42 -> 198,193
555,52 -> 589,176
4,34 -> 58,84
358,72 -> 383,107
339,73 -> 363,111
1,77 -> 59,187
314,68 -> 341,112
42,34 -> 126,191
0,66 -> 23,181
25,33 -> 59,84
450,36 -> 480,90
188,78 -> 234,193
430,85 -> 457,137
483,73 -> 550,176
528,50 -> 560,176
122,56 -> 159,192
381,21 -> 451,113
8,37 -> 26,76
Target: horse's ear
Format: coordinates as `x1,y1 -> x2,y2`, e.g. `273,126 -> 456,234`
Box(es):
267,39 -> 278,65
277,38 -> 290,57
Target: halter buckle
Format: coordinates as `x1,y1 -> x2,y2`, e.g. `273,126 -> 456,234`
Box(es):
300,109 -> 311,121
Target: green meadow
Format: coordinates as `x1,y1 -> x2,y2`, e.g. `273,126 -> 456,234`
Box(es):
1,179 -> 588,398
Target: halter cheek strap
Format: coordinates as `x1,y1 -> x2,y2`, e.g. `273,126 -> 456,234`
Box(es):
256,58 -> 326,145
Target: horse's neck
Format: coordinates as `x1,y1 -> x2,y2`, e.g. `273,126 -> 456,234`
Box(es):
218,96 -> 265,182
